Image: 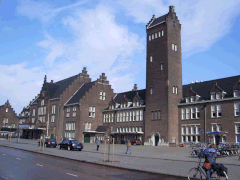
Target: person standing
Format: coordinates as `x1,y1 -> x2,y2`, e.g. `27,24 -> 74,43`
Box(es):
96,138 -> 100,151
126,140 -> 131,154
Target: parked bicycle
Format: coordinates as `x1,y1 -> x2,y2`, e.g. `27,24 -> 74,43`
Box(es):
188,158 -> 228,180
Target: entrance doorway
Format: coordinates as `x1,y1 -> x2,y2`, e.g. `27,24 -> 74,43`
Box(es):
121,135 -> 125,144
155,135 -> 159,146
51,133 -> 54,139
84,134 -> 90,143
215,135 -> 220,145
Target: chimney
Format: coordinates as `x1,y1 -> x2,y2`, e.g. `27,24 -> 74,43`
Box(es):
44,75 -> 47,83
169,5 -> 175,13
51,80 -> 53,83
195,81 -> 198,83
132,84 -> 138,91
82,67 -> 87,74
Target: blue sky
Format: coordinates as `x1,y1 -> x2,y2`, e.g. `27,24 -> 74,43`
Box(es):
0,0 -> 240,114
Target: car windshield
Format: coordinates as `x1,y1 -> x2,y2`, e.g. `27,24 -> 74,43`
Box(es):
71,140 -> 80,144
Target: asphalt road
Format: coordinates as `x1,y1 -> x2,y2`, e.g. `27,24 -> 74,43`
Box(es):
0,146 -> 187,180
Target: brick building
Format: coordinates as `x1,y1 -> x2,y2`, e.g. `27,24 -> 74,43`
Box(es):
0,100 -> 19,135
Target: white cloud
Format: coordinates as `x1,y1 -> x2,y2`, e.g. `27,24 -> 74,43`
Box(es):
116,0 -> 240,56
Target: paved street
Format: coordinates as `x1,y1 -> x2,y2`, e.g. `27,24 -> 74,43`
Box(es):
0,146 -> 186,180
0,138 -> 240,179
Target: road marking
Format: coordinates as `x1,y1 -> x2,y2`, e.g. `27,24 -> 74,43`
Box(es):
36,164 -> 43,167
1,176 -> 8,179
66,173 -> 78,177
3,154 -> 6,155
16,158 -> 21,160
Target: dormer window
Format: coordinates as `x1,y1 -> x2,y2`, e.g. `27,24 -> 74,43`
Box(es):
186,97 -> 189,103
109,106 -> 111,110
234,90 -> 239,97
136,101 -> 139,106
133,101 -> 136,107
190,96 -> 195,102
124,103 -> 127,108
120,103 -> 123,108
211,93 -> 216,100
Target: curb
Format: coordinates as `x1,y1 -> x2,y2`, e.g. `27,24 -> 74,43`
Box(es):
0,144 -> 188,179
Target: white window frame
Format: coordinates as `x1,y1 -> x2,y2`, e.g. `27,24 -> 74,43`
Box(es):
117,113 -> 119,122
162,30 -> 164,36
181,127 -> 185,135
186,108 -> 190,119
52,104 -> 56,114
89,106 -> 95,118
120,112 -> 122,122
155,32 -> 157,38
217,104 -> 221,117
172,44 -> 174,51
234,90 -> 239,97
173,86 -> 175,94
150,55 -> 153,62
152,34 -> 154,40
186,97 -> 189,103
175,44 -> 177,51
216,92 -> 222,99
133,111 -> 135,121
32,109 -> 35,116
211,105 -> 216,118
236,124 -> 240,134
6,108 -> 8,112
196,107 -> 200,119
190,96 -> 195,102
149,35 -> 151,41
123,112 -> 126,122
140,110 -> 143,121
136,111 -> 139,121
161,63 -> 163,71
112,113 -> 114,122
235,103 -> 239,116
130,111 -> 132,121
150,87 -> 153,95
51,115 -> 55,123
191,107 -> 195,119
181,108 -> 185,120
211,93 -> 216,100
41,99 -> 44,106
158,31 -> 161,37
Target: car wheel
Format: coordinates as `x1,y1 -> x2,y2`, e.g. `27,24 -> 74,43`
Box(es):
68,146 -> 71,151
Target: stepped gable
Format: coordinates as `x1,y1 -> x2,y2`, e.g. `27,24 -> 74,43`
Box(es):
65,81 -> 95,105
181,75 -> 240,103
95,124 -> 108,132
51,74 -> 79,99
114,89 -> 146,103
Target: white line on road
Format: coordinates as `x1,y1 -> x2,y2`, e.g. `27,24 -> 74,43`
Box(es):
1,176 -> 8,179
36,164 -> 43,167
66,173 -> 78,177
2,154 -> 6,155
16,158 -> 21,160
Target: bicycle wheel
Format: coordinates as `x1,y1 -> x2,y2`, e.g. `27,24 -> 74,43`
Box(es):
188,168 -> 202,180
217,170 -> 228,180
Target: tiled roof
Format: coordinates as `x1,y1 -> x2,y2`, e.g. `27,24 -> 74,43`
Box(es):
95,124 -> 108,132
51,74 -> 79,99
46,83 -> 59,99
181,75 -> 240,103
148,15 -> 166,29
65,81 -> 95,105
114,89 -> 146,103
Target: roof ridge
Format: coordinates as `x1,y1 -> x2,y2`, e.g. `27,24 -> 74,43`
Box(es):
55,74 -> 79,84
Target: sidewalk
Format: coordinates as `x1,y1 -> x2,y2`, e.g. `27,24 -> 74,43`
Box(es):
0,138 -> 239,179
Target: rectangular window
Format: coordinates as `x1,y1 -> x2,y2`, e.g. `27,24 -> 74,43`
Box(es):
85,122 -> 91,131
72,112 -> 76,117
173,86 -> 175,94
123,112 -> 126,122
181,109 -> 185,120
120,112 -> 122,122
150,87 -> 153,95
67,107 -> 70,112
212,125 -> 217,132
172,44 -> 174,50
106,114 -> 109,123
149,35 -> 151,41
234,90 -> 239,97
41,99 -> 44,106
52,105 -> 56,114
217,104 -> 221,117
161,63 -> 163,71
196,107 -> 200,119
133,111 -> 135,121
32,109 -> 35,116
155,111 -> 157,120
211,93 -> 215,100
162,30 -> 164,36
155,32 -> 157,38
150,55 -> 153,62
126,111 -> 129,121
175,44 -> 177,51
186,108 -> 190,119
132,127 -> 135,132
236,124 -> 240,134
6,108 -> 8,112
103,92 -> 106,100
216,92 -> 221,99
117,113 -> 119,122
211,105 -> 216,118
112,113 -> 114,122
191,107 -> 195,119
181,127 -> 185,135
158,31 -> 161,37
217,124 -> 222,132
190,96 -> 195,102
99,91 -> 102,100
32,118 -> 35,123
103,114 -> 106,123
158,110 -> 161,119
140,110 -> 143,121
51,115 -> 55,123
136,101 -> 139,106
151,111 -> 154,120
186,127 -> 189,134
235,103 -> 239,116
176,87 -> 178,94
136,111 -> 139,121
152,34 -> 154,40
89,106 -> 95,118
73,106 -> 76,112
130,111 -> 132,121
186,97 -> 189,103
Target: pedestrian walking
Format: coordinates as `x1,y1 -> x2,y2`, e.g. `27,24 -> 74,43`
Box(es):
126,140 -> 131,154
96,138 -> 100,151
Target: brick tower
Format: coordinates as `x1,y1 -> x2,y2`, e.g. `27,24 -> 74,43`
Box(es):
144,6 -> 182,146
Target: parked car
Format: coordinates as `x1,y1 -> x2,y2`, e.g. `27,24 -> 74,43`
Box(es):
58,139 -> 84,151
38,138 -> 57,148
129,139 -> 141,145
